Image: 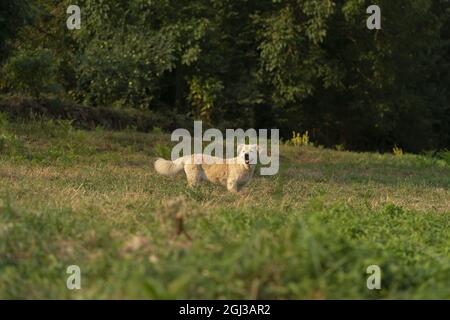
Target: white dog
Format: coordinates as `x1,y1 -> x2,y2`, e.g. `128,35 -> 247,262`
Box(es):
154,144 -> 259,192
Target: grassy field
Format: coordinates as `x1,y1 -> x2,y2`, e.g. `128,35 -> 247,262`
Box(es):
0,115 -> 449,299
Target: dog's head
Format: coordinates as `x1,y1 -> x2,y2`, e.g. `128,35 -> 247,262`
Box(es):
237,144 -> 259,166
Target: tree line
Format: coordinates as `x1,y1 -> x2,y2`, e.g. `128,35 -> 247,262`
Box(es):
1,0 -> 449,152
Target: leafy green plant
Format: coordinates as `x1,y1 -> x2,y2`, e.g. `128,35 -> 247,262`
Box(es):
435,149 -> 450,166
3,48 -> 60,98
151,127 -> 162,135
0,133 -> 25,158
154,143 -> 172,159
188,77 -> 224,123
76,27 -> 176,109
0,113 -> 26,159
393,146 -> 404,157
290,131 -> 311,146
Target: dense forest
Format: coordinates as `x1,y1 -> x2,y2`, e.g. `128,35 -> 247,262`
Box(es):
1,0 -> 449,152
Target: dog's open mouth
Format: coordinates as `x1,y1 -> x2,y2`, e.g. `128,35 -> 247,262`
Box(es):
244,154 -> 250,165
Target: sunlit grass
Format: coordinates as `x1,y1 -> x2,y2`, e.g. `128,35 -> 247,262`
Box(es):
0,117 -> 449,299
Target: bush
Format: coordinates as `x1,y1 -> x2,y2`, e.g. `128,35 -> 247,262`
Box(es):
3,48 -> 60,98
436,149 -> 450,166
76,30 -> 176,109
154,143 -> 172,159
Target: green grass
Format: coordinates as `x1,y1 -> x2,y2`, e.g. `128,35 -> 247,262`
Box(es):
0,115 -> 449,299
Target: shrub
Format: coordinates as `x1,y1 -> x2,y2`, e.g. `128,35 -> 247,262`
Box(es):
3,48 -> 60,98
436,149 -> 450,166
392,146 -> 404,157
154,143 -> 172,159
188,77 -> 224,123
76,30 -> 176,109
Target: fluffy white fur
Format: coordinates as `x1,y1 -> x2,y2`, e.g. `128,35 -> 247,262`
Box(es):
154,144 -> 259,192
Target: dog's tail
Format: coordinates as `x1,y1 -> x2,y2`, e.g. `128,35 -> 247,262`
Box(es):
154,158 -> 184,176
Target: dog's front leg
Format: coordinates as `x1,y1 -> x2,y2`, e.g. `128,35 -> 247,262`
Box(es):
185,166 -> 201,187
227,180 -> 239,193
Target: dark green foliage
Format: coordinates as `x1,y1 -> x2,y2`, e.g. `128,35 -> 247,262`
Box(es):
0,0 -> 31,61
3,49 -> 60,98
0,0 -> 449,152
